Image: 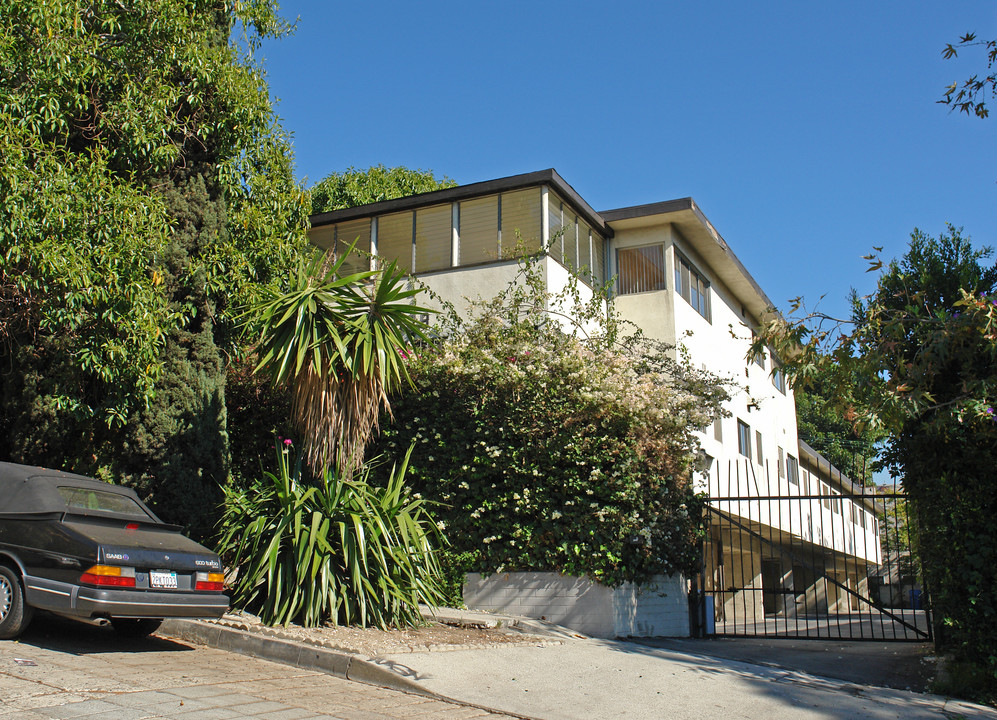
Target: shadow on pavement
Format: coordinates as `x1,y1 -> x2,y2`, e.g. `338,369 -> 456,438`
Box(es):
617,636 -> 936,692
17,612 -> 194,655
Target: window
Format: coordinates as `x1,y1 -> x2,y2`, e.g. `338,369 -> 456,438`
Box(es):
415,204 -> 452,273
459,195 -> 499,265
592,234 -> 606,285
713,416 -> 723,442
786,454 -> 800,486
831,490 -> 841,514
58,487 -> 150,518
377,211 -> 415,273
617,245 -> 666,294
777,446 -> 785,478
750,332 -> 765,368
772,365 -> 786,394
737,420 -> 751,458
755,431 -> 763,464
674,251 -> 711,320
821,481 -> 831,509
501,188 -> 542,256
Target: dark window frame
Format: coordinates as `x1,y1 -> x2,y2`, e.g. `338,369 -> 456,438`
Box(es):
616,244 -> 667,295
674,250 -> 711,321
736,419 -> 751,458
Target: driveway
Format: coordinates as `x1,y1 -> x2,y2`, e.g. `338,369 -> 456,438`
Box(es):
0,616 -> 512,720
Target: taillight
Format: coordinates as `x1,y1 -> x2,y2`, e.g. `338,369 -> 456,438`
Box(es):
80,565 -> 136,588
194,572 -> 225,591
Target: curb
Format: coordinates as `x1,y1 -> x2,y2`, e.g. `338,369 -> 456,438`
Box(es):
159,619 -> 436,698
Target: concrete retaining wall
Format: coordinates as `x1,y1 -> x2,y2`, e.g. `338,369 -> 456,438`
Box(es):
463,572 -> 690,638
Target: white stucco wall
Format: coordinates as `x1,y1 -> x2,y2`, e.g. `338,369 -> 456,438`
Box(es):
463,572 -> 690,638
413,260 -> 524,320
608,222 -> 878,564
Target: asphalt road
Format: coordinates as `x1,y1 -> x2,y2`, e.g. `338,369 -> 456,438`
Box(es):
0,615 -> 513,720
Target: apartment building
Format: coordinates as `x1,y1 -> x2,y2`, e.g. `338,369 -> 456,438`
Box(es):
308,168 -> 886,637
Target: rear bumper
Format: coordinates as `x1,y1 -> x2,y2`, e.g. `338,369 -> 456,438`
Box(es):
75,586 -> 229,619
25,575 -> 228,620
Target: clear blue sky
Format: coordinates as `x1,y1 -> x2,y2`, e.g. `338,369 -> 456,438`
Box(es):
258,1 -> 996,320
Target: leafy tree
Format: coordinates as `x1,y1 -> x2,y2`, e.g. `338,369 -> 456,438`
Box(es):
941,33 -> 997,118
369,254 -> 732,587
756,226 -> 997,696
0,0 -> 309,532
794,365 -> 882,486
310,165 -> 456,214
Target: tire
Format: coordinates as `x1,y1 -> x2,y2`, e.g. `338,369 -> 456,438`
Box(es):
110,618 -> 163,638
0,565 -> 34,640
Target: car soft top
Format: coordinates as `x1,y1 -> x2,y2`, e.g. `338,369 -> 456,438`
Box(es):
0,461 -> 160,522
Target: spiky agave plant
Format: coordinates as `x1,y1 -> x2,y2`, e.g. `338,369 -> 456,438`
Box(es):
218,443 -> 445,628
248,248 -> 432,476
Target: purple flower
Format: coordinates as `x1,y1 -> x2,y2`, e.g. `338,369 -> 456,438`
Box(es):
284,438 -> 293,446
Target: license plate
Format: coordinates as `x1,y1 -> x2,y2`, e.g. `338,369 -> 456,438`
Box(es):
150,571 -> 177,589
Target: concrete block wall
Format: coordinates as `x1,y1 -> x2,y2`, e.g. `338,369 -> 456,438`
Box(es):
463,572 -> 690,638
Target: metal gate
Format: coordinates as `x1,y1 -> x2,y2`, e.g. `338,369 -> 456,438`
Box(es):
694,460 -> 930,642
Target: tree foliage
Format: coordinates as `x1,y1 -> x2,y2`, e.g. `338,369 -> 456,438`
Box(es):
310,165 -> 456,214
369,255 -> 732,587
246,251 -> 433,476
756,226 -> 997,694
794,365 -> 882,486
0,0 -> 309,529
941,33 -> 997,119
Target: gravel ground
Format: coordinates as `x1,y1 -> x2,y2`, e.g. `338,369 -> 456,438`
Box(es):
203,610 -> 561,658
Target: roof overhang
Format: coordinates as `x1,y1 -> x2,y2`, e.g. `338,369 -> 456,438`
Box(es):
309,168 -> 613,239
602,198 -> 778,325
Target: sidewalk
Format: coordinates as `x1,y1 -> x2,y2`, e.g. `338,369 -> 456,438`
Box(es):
163,611 -> 997,720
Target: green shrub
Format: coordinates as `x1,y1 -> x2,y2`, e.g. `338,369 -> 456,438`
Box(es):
436,549 -> 479,608
217,442 -> 445,628
369,254 -> 730,587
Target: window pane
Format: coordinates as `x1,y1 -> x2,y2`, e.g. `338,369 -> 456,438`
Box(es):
501,188 -> 542,256
335,218 -> 371,275
787,455 -> 799,485
676,252 -> 711,321
617,245 -> 666,294
459,196 -> 499,266
59,487 -> 150,518
755,431 -> 763,464
564,212 -> 578,269
376,211 -> 414,273
737,420 -> 751,458
415,204 -> 452,273
578,221 -> 592,270
547,194 -> 563,262
593,235 -> 606,285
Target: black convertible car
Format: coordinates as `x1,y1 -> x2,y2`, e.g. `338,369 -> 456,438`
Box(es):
0,461 -> 228,639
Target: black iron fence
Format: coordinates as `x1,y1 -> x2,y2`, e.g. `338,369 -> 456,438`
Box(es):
694,469 -> 930,642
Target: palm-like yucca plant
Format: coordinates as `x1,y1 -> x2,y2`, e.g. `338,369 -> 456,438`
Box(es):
218,443 -> 445,628
249,248 -> 432,475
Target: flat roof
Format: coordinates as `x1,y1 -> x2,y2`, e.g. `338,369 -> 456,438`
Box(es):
309,168 -> 613,238
308,168 -> 781,327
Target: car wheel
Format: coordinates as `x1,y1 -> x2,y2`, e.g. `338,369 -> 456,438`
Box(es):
110,618 -> 163,638
0,565 -> 34,640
